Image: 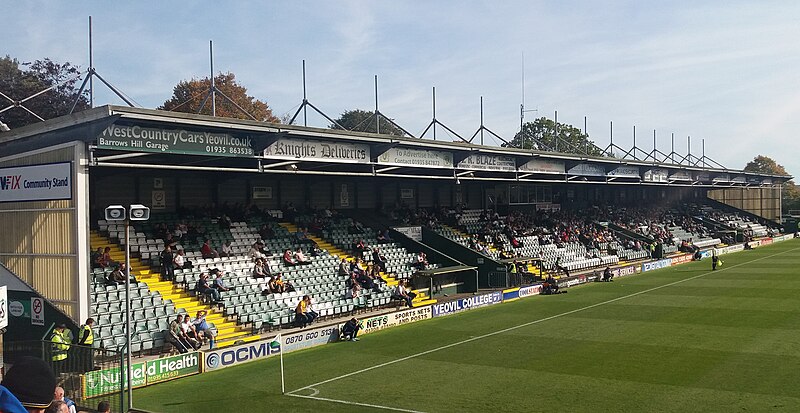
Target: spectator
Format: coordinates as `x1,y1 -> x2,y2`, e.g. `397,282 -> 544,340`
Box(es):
294,248 -> 310,265
392,280 -> 416,308
268,275 -> 284,293
341,318 -> 362,341
181,314 -> 202,348
295,227 -> 316,247
219,241 -> 233,258
100,247 -> 116,268
195,273 -> 221,303
160,246 -> 175,282
168,315 -> 192,353
201,239 -> 219,259
52,387 -> 75,413
213,271 -> 232,293
173,249 -> 192,270
192,310 -> 216,349
372,248 -> 388,273
282,249 -> 297,267
376,229 -> 392,244
252,259 -> 269,279
602,266 -> 613,282
90,247 -> 103,269
97,401 -> 111,413
351,238 -> 366,256
105,264 -> 125,286
349,281 -> 362,298
412,252 -> 429,270
1,356 -> 57,413
294,295 -> 318,327
258,224 -> 274,241
249,241 -> 267,261
337,258 -> 349,277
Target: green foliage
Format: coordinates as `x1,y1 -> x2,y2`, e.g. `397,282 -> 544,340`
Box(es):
0,56 -> 89,130
744,155 -> 799,211
503,117 -> 604,156
331,109 -> 406,136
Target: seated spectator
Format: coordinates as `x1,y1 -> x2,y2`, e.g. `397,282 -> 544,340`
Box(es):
168,315 -> 193,353
349,281 -> 362,298
192,310 -> 216,349
250,241 -> 267,261
105,263 -> 131,286
392,280 -> 416,307
351,238 -> 366,256
201,239 -> 219,259
213,271 -> 232,292
348,221 -> 365,234
252,259 -> 269,279
53,386 -> 76,413
294,295 -> 318,327
218,214 -> 232,229
219,241 -> 234,258
282,249 -> 297,266
412,252 -> 429,270
602,266 -> 614,282
173,249 -> 192,270
100,247 -> 116,268
372,248 -> 388,272
376,229 -> 392,244
258,224 -> 274,240
268,275 -> 284,293
295,227 -> 316,247
294,248 -> 310,265
337,258 -> 350,277
91,247 -> 103,269
279,274 -> 295,292
341,317 -> 362,341
543,274 -> 560,294
195,273 -> 220,303
180,314 -> 202,348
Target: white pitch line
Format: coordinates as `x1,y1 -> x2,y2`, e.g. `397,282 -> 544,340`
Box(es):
286,245 -> 800,410
286,392 -> 427,413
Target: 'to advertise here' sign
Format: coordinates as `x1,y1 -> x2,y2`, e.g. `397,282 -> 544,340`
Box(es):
0,163 -> 71,203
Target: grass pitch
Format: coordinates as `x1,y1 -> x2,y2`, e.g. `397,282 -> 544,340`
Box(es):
136,239 -> 800,412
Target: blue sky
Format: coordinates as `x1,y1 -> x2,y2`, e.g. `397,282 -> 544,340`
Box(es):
3,1 -> 799,176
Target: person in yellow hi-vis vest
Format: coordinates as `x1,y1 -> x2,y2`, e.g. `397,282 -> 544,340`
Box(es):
50,323 -> 71,375
77,317 -> 96,373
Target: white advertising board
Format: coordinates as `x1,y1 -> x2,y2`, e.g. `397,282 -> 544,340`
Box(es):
457,154 -> 516,172
263,138 -> 370,163
0,162 -> 72,203
378,147 -> 453,168
519,159 -> 565,174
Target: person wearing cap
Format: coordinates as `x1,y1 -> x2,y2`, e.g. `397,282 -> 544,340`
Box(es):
76,318 -> 95,373
1,356 -> 57,413
52,388 -> 75,413
49,325 -> 70,375
341,318 -> 362,341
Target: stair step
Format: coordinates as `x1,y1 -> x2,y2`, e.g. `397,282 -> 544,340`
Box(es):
412,298 -> 437,307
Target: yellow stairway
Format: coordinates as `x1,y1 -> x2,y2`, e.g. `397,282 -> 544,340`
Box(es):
90,231 -> 260,348
279,223 -> 435,306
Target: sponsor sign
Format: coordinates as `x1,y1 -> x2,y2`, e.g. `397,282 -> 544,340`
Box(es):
83,362 -> 146,399
669,170 -> 692,181
503,288 -> 520,302
518,284 -> 543,298
0,286 -> 7,329
670,254 -> 694,266
457,154 -> 516,172
263,138 -> 370,163
145,352 -> 201,384
377,147 -> 453,168
643,168 -> 669,183
568,163 -> 605,177
0,163 -> 71,203
746,240 -> 762,249
773,234 -> 793,242
281,325 -> 340,353
732,175 -> 747,184
357,306 -> 432,335
699,250 -> 713,259
98,124 -> 254,157
761,238 -> 773,246
519,159 -> 565,174
713,173 -> 731,182
394,226 -> 422,242
30,297 -> 44,326
431,291 -> 503,317
557,275 -> 588,288
204,338 -> 281,371
611,265 -> 640,278
252,186 -> 272,199
642,258 -> 672,272
607,166 -> 640,178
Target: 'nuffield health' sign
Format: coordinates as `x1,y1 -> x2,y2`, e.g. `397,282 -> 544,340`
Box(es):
378,147 -> 453,168
98,125 -> 254,156
457,154 -> 516,172
0,163 -> 71,203
431,291 -> 503,317
263,138 -> 370,163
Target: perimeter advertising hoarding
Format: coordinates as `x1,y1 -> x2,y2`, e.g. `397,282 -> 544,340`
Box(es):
98,124 -> 253,157
377,147 -> 453,168
642,258 -> 672,272
357,306 -> 432,335
556,274 -> 588,288
670,254 -> 694,266
517,284 -> 543,298
519,159 -> 565,174
263,138 -> 370,163
0,162 -> 71,203
203,338 -> 281,372
431,291 -> 503,317
281,325 -> 340,353
611,264 -> 640,279
457,154 -> 516,172
83,353 -> 201,398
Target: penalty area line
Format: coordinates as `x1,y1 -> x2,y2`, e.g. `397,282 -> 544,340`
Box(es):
285,245 -> 800,409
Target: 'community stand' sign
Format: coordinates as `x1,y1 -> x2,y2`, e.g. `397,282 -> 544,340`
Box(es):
0,163 -> 71,203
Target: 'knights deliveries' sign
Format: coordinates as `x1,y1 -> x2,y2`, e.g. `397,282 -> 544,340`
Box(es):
0,163 -> 72,203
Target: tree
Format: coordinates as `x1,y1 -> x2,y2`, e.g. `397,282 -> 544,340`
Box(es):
330,109 -> 406,136
159,72 -> 280,123
0,56 -> 89,130
503,117 -> 604,156
744,155 -> 799,212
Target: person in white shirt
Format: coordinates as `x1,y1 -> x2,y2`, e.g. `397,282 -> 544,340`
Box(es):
392,280 -> 416,307
173,249 -> 189,269
220,241 -> 234,258
250,241 -> 267,261
294,247 -> 310,265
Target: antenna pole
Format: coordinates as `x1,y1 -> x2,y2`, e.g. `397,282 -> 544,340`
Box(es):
302,60 -> 308,126
374,75 -> 379,135
432,87 -> 437,141
209,40 -> 216,116
480,96 -> 484,145
88,16 -> 94,108
554,110 -> 558,152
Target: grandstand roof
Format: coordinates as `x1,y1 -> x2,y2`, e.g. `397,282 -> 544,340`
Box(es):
0,105 -> 791,187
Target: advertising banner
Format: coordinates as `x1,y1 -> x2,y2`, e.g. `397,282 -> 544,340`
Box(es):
98,124 -> 253,157
83,362 -> 146,399
695,172 -> 710,182
760,238 -> 773,246
669,170 -> 692,181
357,306 -> 432,335
145,353 -> 201,384
556,274 -> 588,288
0,163 -> 71,203
431,291 -> 503,317
281,325 -> 340,353
670,254 -> 694,266
263,138 -> 370,163
713,174 -> 731,182
642,258 -> 672,272
611,265 -> 640,279
502,288 -> 520,302
568,163 -> 605,177
607,166 -> 640,178
643,168 -> 669,183
203,338 -> 281,372
457,154 -> 516,172
519,159 -> 565,174
517,284 -> 543,298
393,226 -> 422,242
746,240 -> 762,249
0,286 -> 7,330
378,147 -> 453,168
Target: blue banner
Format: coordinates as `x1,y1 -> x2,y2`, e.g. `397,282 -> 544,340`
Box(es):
642,258 -> 672,272
431,292 -> 503,317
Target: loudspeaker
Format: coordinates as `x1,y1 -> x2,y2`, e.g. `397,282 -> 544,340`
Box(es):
129,204 -> 150,221
105,205 -> 126,221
